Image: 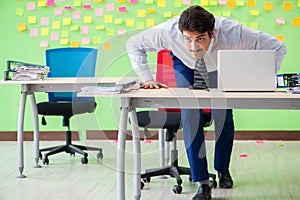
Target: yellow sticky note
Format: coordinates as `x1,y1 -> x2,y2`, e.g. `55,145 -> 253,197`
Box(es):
201,0 -> 209,6
298,0 -> 300,7
158,0 -> 166,7
103,42 -> 112,50
292,17 -> 300,26
249,22 -> 258,30
247,0 -> 255,7
145,0 -> 154,4
94,0 -> 104,2
228,0 -> 236,8
137,22 -> 145,29
52,21 -> 61,29
283,2 -> 292,10
84,16 -> 93,24
96,25 -> 105,30
137,9 -> 145,18
60,38 -> 69,45
276,35 -> 284,42
114,18 -> 123,24
118,0 -> 126,2
174,0 -> 182,7
237,0 -> 245,6
212,11 -> 221,16
63,18 -> 72,25
222,11 -> 231,17
73,0 -> 82,7
106,28 -> 114,36
93,36 -> 101,45
17,23 -> 26,32
61,30 -> 69,38
70,40 -> 80,47
41,28 -> 49,36
16,8 -> 24,16
38,0 -> 46,7
210,0 -> 218,6
240,21 -> 247,26
126,18 -> 135,27
250,10 -> 259,16
70,24 -> 79,31
104,15 -> 113,23
264,2 -> 272,11
28,16 -> 37,24
164,11 -> 172,18
146,18 -> 155,27
146,9 -> 155,14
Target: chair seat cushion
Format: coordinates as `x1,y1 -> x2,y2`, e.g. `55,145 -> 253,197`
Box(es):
136,111 -> 181,129
37,101 -> 96,117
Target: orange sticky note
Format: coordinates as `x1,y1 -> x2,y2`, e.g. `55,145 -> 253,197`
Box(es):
17,23 -> 27,32
276,35 -> 284,42
70,40 -> 80,47
283,2 -> 292,10
247,0 -> 255,7
264,2 -> 272,10
292,17 -> 300,26
103,42 -> 112,50
228,0 -> 236,8
146,8 -> 155,14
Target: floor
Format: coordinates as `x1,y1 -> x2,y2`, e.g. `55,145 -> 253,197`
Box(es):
0,140 -> 299,200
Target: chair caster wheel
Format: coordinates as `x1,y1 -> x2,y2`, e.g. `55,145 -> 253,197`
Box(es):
70,152 -> 75,157
172,185 -> 182,194
142,177 -> 151,183
39,152 -> 43,160
81,157 -> 88,164
141,181 -> 145,190
97,152 -> 103,159
43,157 -> 49,165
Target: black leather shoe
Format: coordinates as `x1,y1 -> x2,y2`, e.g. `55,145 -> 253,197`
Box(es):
192,184 -> 212,200
218,171 -> 233,188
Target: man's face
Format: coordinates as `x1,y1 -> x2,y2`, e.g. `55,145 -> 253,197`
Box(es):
182,30 -> 214,59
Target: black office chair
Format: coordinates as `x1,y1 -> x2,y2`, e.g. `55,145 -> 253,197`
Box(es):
38,47 -> 103,165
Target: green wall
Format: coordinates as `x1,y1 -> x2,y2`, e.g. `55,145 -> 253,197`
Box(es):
0,0 -> 299,133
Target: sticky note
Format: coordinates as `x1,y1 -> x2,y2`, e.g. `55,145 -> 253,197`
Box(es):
114,18 -> 123,24
96,25 -> 105,30
16,8 -> 24,16
210,0 -> 218,6
144,139 -> 152,144
103,42 -> 112,50
28,16 -> 37,24
118,0 -> 126,2
61,30 -> 69,38
27,2 -> 36,11
106,3 -> 114,12
222,11 -> 231,17
94,0 -> 103,2
73,11 -> 81,19
70,40 -> 80,47
106,28 -> 114,36
118,6 -> 127,12
277,143 -> 284,147
70,24 -> 79,31
247,0 -> 255,7
145,0 -> 154,4
81,38 -> 90,45
52,21 -> 61,29
249,22 -> 258,30
256,140 -> 264,144
146,18 -> 155,27
158,0 -> 166,7
41,28 -> 49,36
201,0 -> 209,6
212,11 -> 222,16
239,154 -> 248,158
93,36 -> 101,45
64,5 -> 72,10
41,17 -> 49,25
237,0 -> 245,6
298,0 -> 300,7
95,8 -> 103,16
73,0 -> 81,7
47,0 -> 55,6
40,41 -> 49,48
60,38 -> 69,45
104,15 -> 113,23
126,18 -> 135,27
51,32 -> 59,41
80,26 -> 89,34
117,30 -> 126,35
83,4 -> 91,9
130,0 -> 138,4
218,0 -> 227,5
84,16 -> 93,24
146,9 -> 155,14
137,9 -> 145,18
18,23 -> 27,32
183,0 -> 191,4
250,10 -> 259,16
55,8 -> 63,16
283,2 -> 292,10
163,11 -> 172,18
292,18 -> 300,26
264,2 -> 273,11
30,28 -> 38,37
63,18 -> 72,25
228,0 -> 236,8
38,0 -> 47,7
137,22 -> 145,29
174,0 -> 182,7
276,18 -> 285,24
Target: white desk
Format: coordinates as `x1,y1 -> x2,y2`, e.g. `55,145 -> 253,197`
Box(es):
0,77 -> 122,178
79,88 -> 300,200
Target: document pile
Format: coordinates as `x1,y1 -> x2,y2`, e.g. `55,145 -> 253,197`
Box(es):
81,80 -> 139,94
4,60 -> 50,81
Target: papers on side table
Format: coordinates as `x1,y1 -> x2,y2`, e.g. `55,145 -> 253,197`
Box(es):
81,80 -> 139,94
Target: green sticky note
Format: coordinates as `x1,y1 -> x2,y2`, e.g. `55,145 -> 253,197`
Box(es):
137,21 -> 145,29
222,11 -> 231,17
16,8 -> 24,16
106,28 -> 114,36
61,30 -> 69,38
164,11 -> 172,18
249,22 -> 258,30
145,0 -> 154,4
174,0 -> 182,7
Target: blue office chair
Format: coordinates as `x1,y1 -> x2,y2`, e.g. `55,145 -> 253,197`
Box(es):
38,47 -> 103,165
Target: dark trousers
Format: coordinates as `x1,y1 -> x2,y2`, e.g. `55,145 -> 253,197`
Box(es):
172,54 -> 235,182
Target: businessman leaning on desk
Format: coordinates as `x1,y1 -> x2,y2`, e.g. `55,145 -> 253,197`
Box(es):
126,5 -> 287,200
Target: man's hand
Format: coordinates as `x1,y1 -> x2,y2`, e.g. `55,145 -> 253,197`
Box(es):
141,80 -> 168,89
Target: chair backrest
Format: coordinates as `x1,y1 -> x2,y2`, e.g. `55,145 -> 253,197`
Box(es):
45,47 -> 97,102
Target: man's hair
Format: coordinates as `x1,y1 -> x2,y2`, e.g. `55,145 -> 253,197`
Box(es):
179,5 -> 215,37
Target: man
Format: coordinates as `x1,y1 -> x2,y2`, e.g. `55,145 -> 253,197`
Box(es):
126,5 -> 287,200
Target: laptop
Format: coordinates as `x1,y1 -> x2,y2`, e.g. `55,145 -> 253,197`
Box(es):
217,50 -> 277,92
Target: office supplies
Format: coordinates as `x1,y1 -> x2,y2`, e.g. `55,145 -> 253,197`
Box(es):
81,80 -> 138,93
218,50 -> 276,91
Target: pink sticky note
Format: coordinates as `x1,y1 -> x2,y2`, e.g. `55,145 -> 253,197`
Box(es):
112,139 -> 118,143
276,18 -> 285,24
144,139 -> 152,144
27,2 -> 35,11
83,4 -> 91,9
95,8 -> 103,16
41,17 -> 49,25
73,11 -> 81,19
81,38 -> 90,44
47,0 -> 55,6
130,0 -> 138,4
30,28 -> 38,37
80,26 -> 89,34
118,30 -> 126,35
51,32 -> 59,41
64,5 -> 72,10
106,3 -> 115,12
118,6 -> 127,13
54,8 -> 63,16
218,0 -> 227,5
183,0 -> 191,5
256,140 -> 264,144
239,154 -> 248,158
40,41 -> 49,48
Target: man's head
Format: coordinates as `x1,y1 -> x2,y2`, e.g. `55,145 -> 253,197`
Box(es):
179,5 -> 215,59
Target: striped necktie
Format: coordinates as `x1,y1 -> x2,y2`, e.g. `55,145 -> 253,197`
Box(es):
194,58 -> 209,89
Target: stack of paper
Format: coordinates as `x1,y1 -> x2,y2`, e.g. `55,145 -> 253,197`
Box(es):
11,65 -> 50,81
81,80 -> 139,94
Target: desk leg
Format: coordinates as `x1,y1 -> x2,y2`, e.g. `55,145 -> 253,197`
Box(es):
29,94 -> 41,168
117,99 -> 129,200
17,91 -> 27,178
129,109 -> 141,200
